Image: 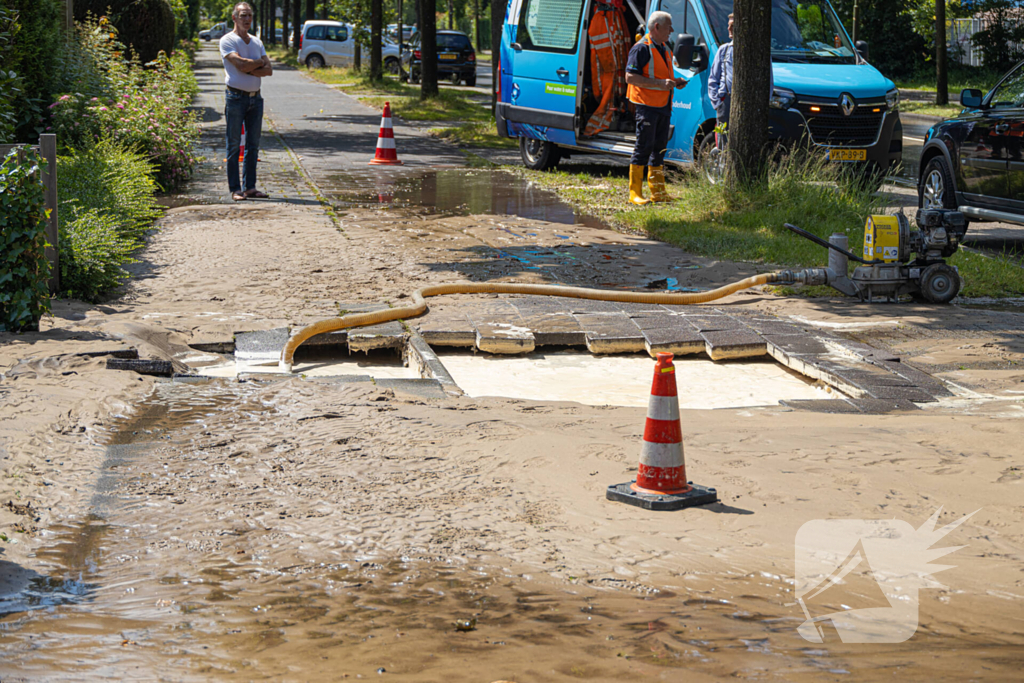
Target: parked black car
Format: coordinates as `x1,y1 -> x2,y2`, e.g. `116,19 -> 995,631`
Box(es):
919,60 -> 1024,227
402,30 -> 477,87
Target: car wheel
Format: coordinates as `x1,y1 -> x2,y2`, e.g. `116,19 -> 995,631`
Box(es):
385,57 -> 400,75
697,134 -> 725,185
920,156 -> 956,210
465,74 -> 477,87
305,54 -> 325,69
919,263 -> 960,304
520,137 -> 561,171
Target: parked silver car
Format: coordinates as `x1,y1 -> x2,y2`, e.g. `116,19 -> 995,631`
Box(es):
199,22 -> 227,41
299,20 -> 401,72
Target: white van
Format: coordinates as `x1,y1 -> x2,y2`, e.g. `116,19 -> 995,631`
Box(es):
199,22 -> 228,41
299,21 -> 402,73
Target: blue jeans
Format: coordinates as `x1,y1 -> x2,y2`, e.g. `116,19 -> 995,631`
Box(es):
225,89 -> 264,193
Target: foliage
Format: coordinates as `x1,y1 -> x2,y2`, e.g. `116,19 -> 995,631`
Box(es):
57,140 -> 160,301
968,0 -> 1024,72
0,148 -> 51,332
832,0 -> 930,79
74,0 -> 177,65
49,18 -> 201,190
2,0 -> 63,141
0,4 -> 19,143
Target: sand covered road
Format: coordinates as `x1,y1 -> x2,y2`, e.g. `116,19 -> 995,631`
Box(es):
1,190 -> 1023,678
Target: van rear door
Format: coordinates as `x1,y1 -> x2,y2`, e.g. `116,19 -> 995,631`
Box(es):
506,0 -> 588,146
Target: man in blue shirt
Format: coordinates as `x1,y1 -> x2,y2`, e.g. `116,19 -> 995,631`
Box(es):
708,13 -> 773,148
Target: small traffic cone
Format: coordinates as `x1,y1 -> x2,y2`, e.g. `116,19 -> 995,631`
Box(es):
606,353 -> 718,511
368,102 -> 403,165
239,122 -> 246,162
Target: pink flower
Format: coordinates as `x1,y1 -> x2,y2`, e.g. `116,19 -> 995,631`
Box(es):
60,95 -> 71,102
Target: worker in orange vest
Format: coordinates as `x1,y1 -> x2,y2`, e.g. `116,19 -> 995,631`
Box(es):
625,11 -> 687,205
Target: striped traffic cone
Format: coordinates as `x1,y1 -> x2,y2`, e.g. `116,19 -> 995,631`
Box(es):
239,122 -> 245,162
368,102 -> 403,165
606,353 -> 719,511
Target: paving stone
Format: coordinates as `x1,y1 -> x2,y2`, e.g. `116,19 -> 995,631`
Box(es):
847,398 -> 921,413
565,299 -> 622,314
701,330 -> 767,360
762,334 -> 829,356
871,360 -> 954,397
686,315 -> 745,332
616,301 -> 668,316
475,320 -> 536,354
780,399 -> 864,413
375,378 -> 448,399
235,328 -> 291,361
832,338 -> 900,362
575,313 -> 645,353
416,310 -> 476,347
642,327 -> 705,356
106,358 -> 175,377
797,359 -> 870,398
860,385 -> 939,402
347,321 -> 407,352
304,330 -> 349,348
740,318 -> 807,336
631,314 -> 689,330
74,347 -> 139,360
519,313 -> 587,346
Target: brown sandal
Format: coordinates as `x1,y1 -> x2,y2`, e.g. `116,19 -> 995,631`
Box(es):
244,189 -> 270,199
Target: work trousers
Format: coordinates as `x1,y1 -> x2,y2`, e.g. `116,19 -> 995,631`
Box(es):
225,89 -> 264,193
630,104 -> 671,167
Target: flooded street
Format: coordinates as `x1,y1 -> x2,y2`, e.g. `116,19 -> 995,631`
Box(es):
2,379 -> 1021,681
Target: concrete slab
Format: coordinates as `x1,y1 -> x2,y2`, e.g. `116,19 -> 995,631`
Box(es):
686,315 -> 745,333
860,384 -> 939,402
574,313 -> 645,354
631,314 -> 689,330
474,320 -> 536,354
375,378 -> 448,399
702,330 -> 768,361
348,321 -> 407,352
416,309 -> 476,347
762,334 -> 829,356
235,327 -> 291,361
642,327 -> 706,356
519,313 -> 587,347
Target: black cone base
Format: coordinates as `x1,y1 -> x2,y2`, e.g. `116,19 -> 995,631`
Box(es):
606,481 -> 718,511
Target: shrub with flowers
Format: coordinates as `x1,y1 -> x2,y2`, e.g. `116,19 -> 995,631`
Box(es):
49,17 -> 200,191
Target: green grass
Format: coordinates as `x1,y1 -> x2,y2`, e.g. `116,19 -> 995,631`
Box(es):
894,65 -> 1002,94
518,153 -> 1024,300
900,101 -> 966,118
431,120 -> 517,149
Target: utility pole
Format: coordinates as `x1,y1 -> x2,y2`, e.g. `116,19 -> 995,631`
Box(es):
936,0 -> 948,105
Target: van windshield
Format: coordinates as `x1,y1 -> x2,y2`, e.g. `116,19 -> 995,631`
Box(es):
701,0 -> 856,64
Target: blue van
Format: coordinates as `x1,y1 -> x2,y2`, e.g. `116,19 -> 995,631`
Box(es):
496,0 -> 902,176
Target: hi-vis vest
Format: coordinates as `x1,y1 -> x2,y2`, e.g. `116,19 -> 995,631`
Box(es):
626,34 -> 672,108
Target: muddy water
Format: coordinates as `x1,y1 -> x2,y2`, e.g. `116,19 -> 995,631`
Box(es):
1,379 -> 1020,681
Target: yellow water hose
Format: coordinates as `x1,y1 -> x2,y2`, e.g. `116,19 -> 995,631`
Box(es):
280,274 -> 786,371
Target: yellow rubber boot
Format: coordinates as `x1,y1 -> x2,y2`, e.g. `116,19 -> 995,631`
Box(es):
648,166 -> 672,202
629,164 -> 651,205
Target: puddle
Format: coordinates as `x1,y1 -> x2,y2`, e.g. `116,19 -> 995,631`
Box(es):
437,351 -> 830,408
322,168 -> 609,229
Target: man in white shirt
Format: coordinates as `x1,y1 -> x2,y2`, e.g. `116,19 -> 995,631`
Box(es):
220,2 -> 272,201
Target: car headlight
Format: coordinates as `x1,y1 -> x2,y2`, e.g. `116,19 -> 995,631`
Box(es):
770,87 -> 796,110
886,88 -> 899,110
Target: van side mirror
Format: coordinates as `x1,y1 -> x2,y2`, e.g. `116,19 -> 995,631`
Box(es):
855,40 -> 869,61
960,88 -> 984,109
674,34 -> 696,69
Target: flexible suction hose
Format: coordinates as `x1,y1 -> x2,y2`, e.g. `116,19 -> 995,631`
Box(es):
279,273 -> 785,371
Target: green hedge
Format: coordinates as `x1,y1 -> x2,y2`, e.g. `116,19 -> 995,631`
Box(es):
0,147 -> 51,332
74,0 -> 176,65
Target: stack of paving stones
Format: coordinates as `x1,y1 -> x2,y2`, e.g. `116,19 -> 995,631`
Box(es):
200,297 -> 953,412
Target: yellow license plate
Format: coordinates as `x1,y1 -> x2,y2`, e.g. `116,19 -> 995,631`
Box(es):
828,149 -> 867,162
439,53 -> 457,60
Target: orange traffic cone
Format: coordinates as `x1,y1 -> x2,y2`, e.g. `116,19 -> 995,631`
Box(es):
239,122 -> 246,162
368,102 -> 403,165
606,353 -> 718,511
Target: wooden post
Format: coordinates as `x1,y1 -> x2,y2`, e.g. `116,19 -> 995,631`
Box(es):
39,134 -> 60,294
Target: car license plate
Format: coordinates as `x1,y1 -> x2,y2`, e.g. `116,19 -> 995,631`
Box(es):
439,53 -> 457,60
828,149 -> 867,162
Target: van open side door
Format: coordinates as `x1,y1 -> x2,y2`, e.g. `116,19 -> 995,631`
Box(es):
502,0 -> 590,147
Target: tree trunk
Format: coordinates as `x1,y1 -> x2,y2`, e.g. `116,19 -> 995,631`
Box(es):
726,0 -> 772,188
294,0 -> 302,47
371,0 -> 383,80
306,0 -> 315,20
398,0 -> 404,59
935,0 -> 948,105
474,0 -> 481,52
355,42 -> 362,70
421,0 -> 439,98
414,0 -> 420,33
269,0 -> 277,44
321,0 -> 328,20
490,0 -> 502,111
448,0 -> 453,30
282,0 -> 289,48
